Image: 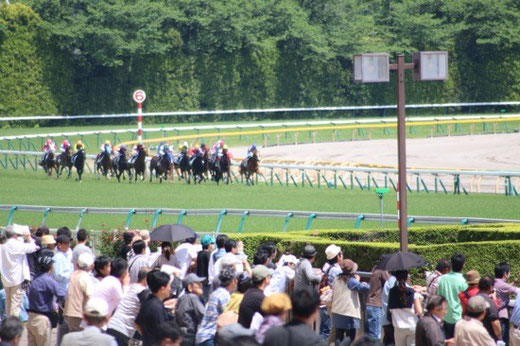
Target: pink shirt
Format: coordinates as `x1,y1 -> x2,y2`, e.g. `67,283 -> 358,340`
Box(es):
494,278 -> 520,319
92,275 -> 126,316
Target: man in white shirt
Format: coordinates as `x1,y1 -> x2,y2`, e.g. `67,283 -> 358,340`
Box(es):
106,267 -> 151,344
174,236 -> 198,279
264,255 -> 298,296
0,224 -> 39,317
92,258 -> 130,317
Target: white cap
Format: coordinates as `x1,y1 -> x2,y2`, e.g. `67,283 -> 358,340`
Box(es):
278,254 -> 298,265
84,298 -> 109,317
325,244 -> 342,260
77,253 -> 95,269
8,224 -> 29,236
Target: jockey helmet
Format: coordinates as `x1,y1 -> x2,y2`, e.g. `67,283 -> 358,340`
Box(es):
218,140 -> 224,147
105,140 -> 111,145
178,143 -> 183,149
223,145 -> 228,150
201,143 -> 206,148
182,141 -> 189,148
120,144 -> 127,150
75,140 -> 83,148
46,139 -> 53,145
251,143 -> 257,149
62,139 -> 70,147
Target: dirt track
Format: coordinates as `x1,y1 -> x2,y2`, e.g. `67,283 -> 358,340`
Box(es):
237,133 -> 520,171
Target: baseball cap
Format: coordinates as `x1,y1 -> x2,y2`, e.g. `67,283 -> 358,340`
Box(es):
84,298 -> 109,317
466,295 -> 489,314
183,273 -> 206,286
325,244 -> 342,260
77,253 -> 95,268
41,235 -> 56,246
201,235 -> 215,246
252,265 -> 274,282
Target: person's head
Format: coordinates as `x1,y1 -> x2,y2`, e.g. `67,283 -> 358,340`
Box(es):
495,262 -> 511,280
219,267 -> 238,291
157,321 -> 183,346
77,253 -> 95,271
261,293 -> 292,319
351,336 -> 383,346
325,244 -> 343,264
41,235 -> 56,250
259,242 -> 277,262
94,256 -> 111,278
37,255 -> 54,273
183,273 -> 205,296
224,239 -> 237,254
301,245 -> 317,262
147,270 -> 172,300
201,235 -> 215,250
56,226 -> 72,238
139,230 -> 150,244
340,259 -> 358,277
110,258 -> 128,280
83,298 -> 110,327
280,254 -> 298,270
435,259 -> 451,274
465,295 -> 488,320
451,253 -> 465,273
291,287 -> 320,323
252,265 -> 273,289
35,226 -> 50,237
216,234 -> 229,250
161,242 -> 173,260
56,235 -> 70,253
425,294 -> 448,320
132,239 -> 146,255
478,275 -> 495,294
465,270 -> 480,288
77,228 -> 88,244
185,236 -> 197,245
0,316 -> 23,345
123,232 -> 134,245
237,272 -> 253,293
6,224 -> 29,239
253,250 -> 269,266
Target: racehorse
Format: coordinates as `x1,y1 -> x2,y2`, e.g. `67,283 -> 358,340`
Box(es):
149,154 -> 172,183
190,155 -> 205,184
72,149 -> 86,182
56,148 -> 72,178
210,153 -> 231,185
174,152 -> 191,183
239,153 -> 260,185
95,151 -> 113,179
40,152 -> 57,177
130,146 -> 147,182
113,151 -> 132,183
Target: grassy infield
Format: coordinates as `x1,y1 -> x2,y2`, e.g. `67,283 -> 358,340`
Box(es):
1,116 -> 519,233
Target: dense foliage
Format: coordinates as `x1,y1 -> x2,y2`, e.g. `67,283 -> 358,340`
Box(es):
2,0 -> 520,118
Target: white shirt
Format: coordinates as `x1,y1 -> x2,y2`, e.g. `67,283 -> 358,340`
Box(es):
107,283 -> 147,337
92,276 -> 127,317
264,266 -> 295,296
389,291 -> 422,329
0,238 -> 38,287
173,243 -> 197,279
128,255 -> 150,284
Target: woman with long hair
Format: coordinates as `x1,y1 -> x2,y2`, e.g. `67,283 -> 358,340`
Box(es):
387,270 -> 423,346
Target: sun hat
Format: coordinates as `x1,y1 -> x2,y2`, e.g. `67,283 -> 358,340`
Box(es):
84,298 -> 109,317
325,245 -> 342,260
41,235 -> 56,246
261,293 -> 292,315
252,265 -> 274,282
465,270 -> 481,285
278,254 -> 298,266
340,259 -> 358,275
302,245 -> 317,258
466,295 -> 489,314
77,253 -> 95,268
201,235 -> 215,246
8,224 -> 29,236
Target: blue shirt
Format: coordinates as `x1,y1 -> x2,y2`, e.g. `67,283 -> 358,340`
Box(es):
196,287 -> 230,343
510,295 -> 520,326
52,251 -> 74,293
28,272 -> 66,313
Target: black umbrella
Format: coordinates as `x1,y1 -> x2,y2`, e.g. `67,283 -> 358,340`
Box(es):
376,251 -> 427,271
150,224 -> 197,242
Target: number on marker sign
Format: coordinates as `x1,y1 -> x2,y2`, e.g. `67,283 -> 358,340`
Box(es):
133,90 -> 146,103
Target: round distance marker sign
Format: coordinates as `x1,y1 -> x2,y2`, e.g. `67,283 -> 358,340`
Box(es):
133,90 -> 146,103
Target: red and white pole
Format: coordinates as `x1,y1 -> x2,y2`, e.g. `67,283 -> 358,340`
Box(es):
133,90 -> 146,144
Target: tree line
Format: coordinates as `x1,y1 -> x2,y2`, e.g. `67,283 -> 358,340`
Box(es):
1,0 -> 520,120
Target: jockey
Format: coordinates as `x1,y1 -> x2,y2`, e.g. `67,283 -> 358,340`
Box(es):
246,143 -> 258,164
200,143 -> 208,155
222,145 -> 233,160
101,140 -> 113,155
118,144 -> 127,158
211,140 -> 225,156
41,139 -> 56,163
72,140 -> 84,162
129,144 -> 142,164
181,142 -> 189,154
60,139 -> 71,152
157,141 -> 166,158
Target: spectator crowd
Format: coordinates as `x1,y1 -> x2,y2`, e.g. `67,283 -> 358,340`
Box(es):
0,223 -> 517,346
